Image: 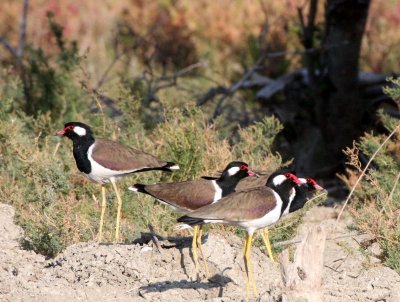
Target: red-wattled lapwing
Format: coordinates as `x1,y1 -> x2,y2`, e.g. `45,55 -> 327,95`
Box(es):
55,122 -> 179,242
128,161 -> 256,277
177,171 -> 302,297
260,176 -> 325,262
288,177 -> 324,213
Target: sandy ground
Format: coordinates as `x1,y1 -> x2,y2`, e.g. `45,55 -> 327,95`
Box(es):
0,202 -> 399,302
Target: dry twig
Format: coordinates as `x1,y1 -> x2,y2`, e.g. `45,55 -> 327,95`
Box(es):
148,224 -> 162,253
17,0 -> 29,59
337,124 -> 400,221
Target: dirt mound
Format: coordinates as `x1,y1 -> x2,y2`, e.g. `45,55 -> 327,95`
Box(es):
0,203 -> 399,301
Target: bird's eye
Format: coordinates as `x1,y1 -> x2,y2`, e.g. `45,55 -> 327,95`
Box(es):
65,125 -> 74,131
240,165 -> 248,171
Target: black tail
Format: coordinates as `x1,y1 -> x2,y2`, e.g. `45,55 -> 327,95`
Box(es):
128,184 -> 147,193
162,162 -> 180,172
177,215 -> 204,226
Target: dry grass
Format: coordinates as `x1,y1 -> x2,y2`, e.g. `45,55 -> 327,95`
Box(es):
339,125 -> 400,273
2,0 -> 399,76
0,90 -> 284,255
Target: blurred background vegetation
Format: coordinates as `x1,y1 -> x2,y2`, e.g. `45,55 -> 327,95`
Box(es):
0,0 -> 398,271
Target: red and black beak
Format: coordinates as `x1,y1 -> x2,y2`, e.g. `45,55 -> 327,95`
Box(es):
55,128 -> 66,136
286,173 -> 303,185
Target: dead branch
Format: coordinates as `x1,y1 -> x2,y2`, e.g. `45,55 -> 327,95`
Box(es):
212,55 -> 266,118
17,0 -> 29,59
298,0 -> 319,86
94,52 -> 124,90
388,171 -> 400,202
0,36 -> 18,58
337,124 -> 400,221
280,225 -> 326,302
0,0 -> 29,60
148,224 -> 163,253
197,43 -> 345,111
139,61 -> 206,105
153,61 -> 207,93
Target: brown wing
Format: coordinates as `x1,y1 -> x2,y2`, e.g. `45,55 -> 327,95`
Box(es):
188,186 -> 277,222
144,179 -> 215,211
236,174 -> 271,191
92,139 -> 168,171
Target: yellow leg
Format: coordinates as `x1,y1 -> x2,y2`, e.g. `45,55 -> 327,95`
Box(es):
243,233 -> 258,297
196,225 -> 210,277
192,225 -> 200,276
111,180 -> 123,243
98,185 -> 107,242
261,228 -> 275,262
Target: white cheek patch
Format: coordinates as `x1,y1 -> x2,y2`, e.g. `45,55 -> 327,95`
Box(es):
289,188 -> 296,201
298,178 -> 307,184
272,174 -> 287,186
73,126 -> 87,136
227,166 -> 240,176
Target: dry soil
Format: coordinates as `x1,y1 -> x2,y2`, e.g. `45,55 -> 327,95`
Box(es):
0,203 -> 399,301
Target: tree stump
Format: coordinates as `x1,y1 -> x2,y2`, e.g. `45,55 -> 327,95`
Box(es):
280,225 -> 327,302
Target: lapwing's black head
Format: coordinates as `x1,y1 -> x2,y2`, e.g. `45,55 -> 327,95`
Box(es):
217,161 -> 256,196
266,171 -> 302,198
288,177 -> 324,213
219,161 -> 256,181
56,122 -> 94,143
305,178 -> 324,191
296,177 -> 324,195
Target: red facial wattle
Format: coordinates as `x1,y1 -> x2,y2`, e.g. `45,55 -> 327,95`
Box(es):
56,125 -> 74,136
285,173 -> 303,185
306,178 -> 324,191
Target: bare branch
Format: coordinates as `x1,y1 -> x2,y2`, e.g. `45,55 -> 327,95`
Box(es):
148,224 -> 162,253
94,52 -> 124,90
0,36 -> 18,58
337,124 -> 400,221
388,171 -> 400,202
306,0 -> 318,47
151,61 -> 206,94
17,0 -> 29,58
212,55 -> 266,118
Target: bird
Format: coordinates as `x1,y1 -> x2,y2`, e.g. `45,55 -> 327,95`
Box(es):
55,121 -> 179,242
128,161 -> 256,277
177,171 -> 303,297
260,176 -> 325,262
288,177 -> 324,213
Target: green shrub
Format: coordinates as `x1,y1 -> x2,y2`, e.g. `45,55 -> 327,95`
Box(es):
342,79 -> 400,273
7,12 -> 83,120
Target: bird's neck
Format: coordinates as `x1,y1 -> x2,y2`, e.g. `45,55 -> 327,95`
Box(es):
72,136 -> 95,174
271,181 -> 296,217
288,185 -> 308,213
216,175 -> 243,197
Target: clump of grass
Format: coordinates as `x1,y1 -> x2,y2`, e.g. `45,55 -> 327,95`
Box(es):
339,79 -> 400,273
